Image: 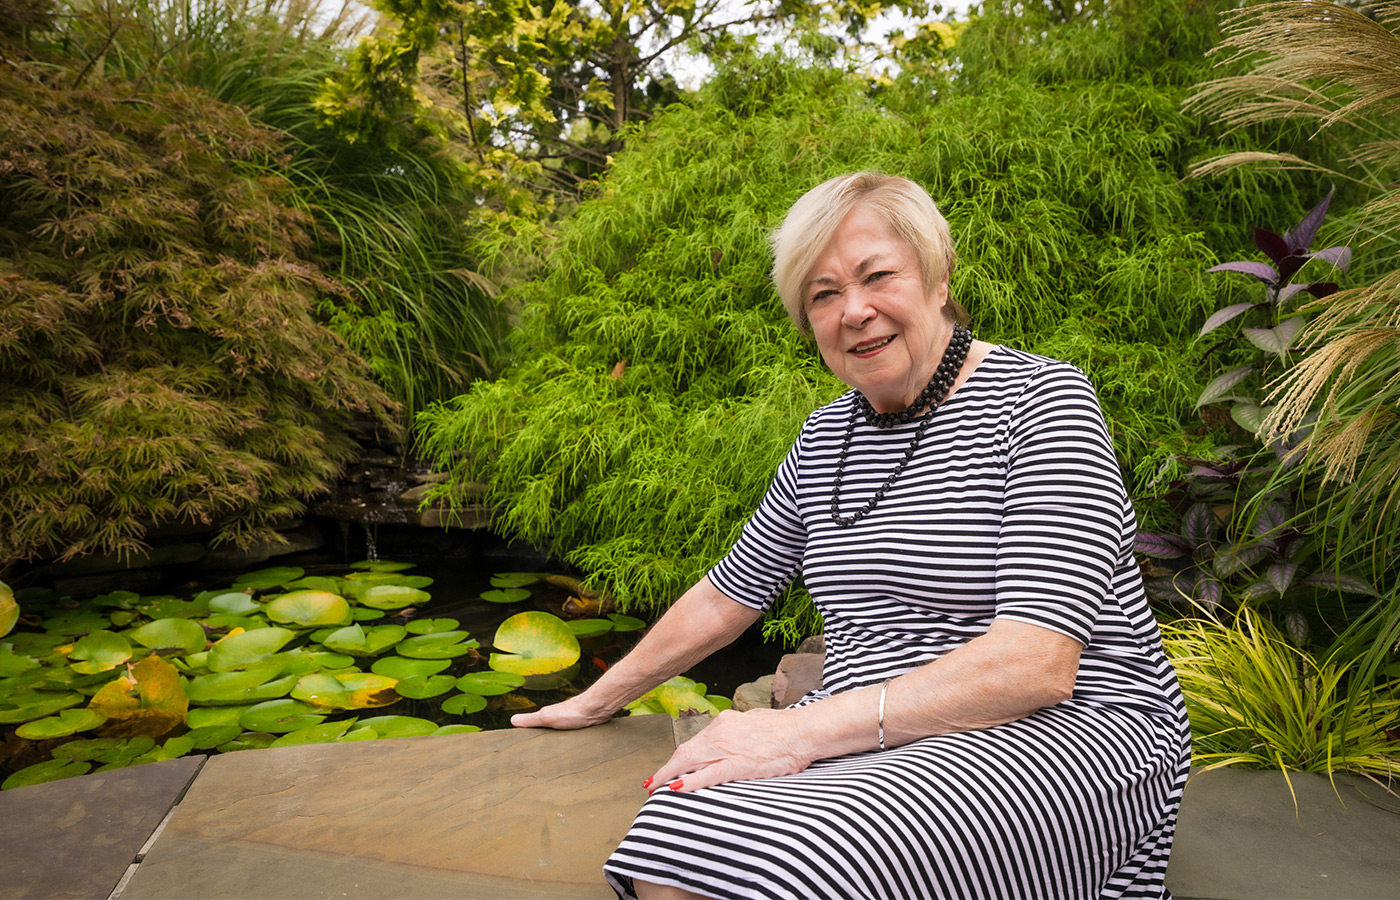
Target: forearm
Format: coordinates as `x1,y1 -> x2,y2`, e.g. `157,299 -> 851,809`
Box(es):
788,618 -> 1080,762
576,575 -> 762,715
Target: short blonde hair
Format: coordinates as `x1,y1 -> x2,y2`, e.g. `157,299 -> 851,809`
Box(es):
770,173 -> 964,335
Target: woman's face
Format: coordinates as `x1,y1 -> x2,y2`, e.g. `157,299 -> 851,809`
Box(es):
803,205 -> 951,414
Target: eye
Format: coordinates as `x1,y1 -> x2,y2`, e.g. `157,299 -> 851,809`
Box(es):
809,288 -> 839,304
865,270 -> 895,284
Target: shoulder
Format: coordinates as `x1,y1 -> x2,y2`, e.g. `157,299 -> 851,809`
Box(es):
977,346 -> 1097,403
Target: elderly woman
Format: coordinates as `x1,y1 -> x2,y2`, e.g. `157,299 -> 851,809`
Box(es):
513,172 -> 1191,900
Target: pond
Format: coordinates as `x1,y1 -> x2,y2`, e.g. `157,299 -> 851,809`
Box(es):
0,523 -> 785,790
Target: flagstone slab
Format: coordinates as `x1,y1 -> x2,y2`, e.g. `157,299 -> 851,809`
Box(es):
0,754 -> 205,900
1167,767 -> 1400,900
120,716 -> 674,899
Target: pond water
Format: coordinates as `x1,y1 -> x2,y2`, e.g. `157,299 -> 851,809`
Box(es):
1,522 -> 786,788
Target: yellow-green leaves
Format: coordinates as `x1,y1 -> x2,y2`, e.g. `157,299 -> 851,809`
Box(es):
88,656 -> 188,739
488,612 -> 580,688
0,581 -> 18,639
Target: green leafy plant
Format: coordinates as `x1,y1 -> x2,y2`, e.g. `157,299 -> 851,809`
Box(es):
1163,605 -> 1400,792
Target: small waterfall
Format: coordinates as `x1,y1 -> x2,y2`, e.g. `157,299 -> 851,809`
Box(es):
363,523 -> 379,562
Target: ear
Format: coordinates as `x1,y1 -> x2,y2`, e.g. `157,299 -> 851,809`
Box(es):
931,280 -> 949,308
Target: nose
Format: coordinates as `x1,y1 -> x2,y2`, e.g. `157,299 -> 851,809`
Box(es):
840,287 -> 875,328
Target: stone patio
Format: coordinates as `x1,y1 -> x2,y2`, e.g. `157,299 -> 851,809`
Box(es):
2,715 -> 1399,900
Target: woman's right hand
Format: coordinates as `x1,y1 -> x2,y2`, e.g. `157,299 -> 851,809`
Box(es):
510,692 -> 615,730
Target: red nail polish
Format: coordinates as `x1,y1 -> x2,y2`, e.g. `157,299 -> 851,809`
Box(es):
642,776 -> 653,789
669,779 -> 683,791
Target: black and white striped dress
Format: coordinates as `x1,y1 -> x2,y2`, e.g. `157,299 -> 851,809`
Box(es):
603,346 -> 1191,900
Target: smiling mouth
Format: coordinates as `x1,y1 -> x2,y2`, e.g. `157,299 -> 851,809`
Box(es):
850,335 -> 896,354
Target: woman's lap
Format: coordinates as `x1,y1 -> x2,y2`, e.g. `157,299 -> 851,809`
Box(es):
604,701 -> 1186,900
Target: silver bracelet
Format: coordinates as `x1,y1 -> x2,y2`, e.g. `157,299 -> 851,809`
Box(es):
877,678 -> 891,752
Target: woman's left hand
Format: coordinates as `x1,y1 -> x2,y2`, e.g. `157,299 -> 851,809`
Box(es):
645,708 -> 815,794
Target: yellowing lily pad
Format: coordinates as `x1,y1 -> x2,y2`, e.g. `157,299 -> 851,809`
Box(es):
370,657 -> 451,679
239,699 -> 325,733
405,618 -> 460,635
489,612 -> 581,685
128,618 -> 207,655
626,676 -> 722,717
441,693 -> 487,715
87,655 -> 188,738
481,588 -> 531,604
0,580 -> 17,639
394,674 -> 456,699
208,628 -> 296,672
321,624 -> 406,657
291,673 -> 399,709
264,591 -> 352,627
360,585 -> 430,610
456,671 -> 526,696
16,707 -> 108,740
232,566 -> 305,592
397,632 -> 478,660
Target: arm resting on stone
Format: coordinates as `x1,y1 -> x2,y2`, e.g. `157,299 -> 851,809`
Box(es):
648,617 -> 1081,792
511,575 -> 762,730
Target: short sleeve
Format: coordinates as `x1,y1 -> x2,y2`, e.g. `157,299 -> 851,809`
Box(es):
995,364 -> 1126,646
707,438 -> 807,612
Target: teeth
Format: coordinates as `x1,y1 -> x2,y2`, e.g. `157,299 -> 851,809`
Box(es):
853,336 -> 894,353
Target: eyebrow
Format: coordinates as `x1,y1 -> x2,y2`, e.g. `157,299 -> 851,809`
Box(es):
805,254 -> 889,289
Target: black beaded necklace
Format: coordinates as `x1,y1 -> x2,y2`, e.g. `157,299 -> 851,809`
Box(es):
829,324 -> 972,528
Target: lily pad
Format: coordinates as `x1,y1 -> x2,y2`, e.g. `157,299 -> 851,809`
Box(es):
607,614 -> 647,633
489,612 -> 581,686
394,674 -> 456,699
339,726 -> 378,742
284,576 -> 344,592
321,624 -> 407,657
3,758 -> 90,790
291,673 -> 399,709
0,649 -> 40,677
128,618 -> 207,655
137,596 -> 209,619
109,610 -> 139,627
207,628 -> 296,672
68,630 -> 133,674
276,648 -> 356,675
490,572 -> 540,588
441,693 -> 488,715
52,737 -> 129,761
186,661 -> 296,705
350,560 -> 415,572
187,705 -> 253,729
356,715 -> 438,739
565,619 -> 615,640
44,609 -> 109,636
16,707 -> 108,740
626,676 -> 722,717
264,591 -> 352,627
0,691 -> 84,724
351,608 -> 386,621
480,588 -> 531,604
218,731 -> 278,752
405,618 -> 460,635
396,632 -> 479,660
239,699 -> 325,733
455,671 -> 526,696
87,655 -> 188,738
208,592 -> 260,615
370,657 -> 451,679
187,724 -> 243,749
345,572 -> 434,589
433,724 -> 482,735
0,580 -> 17,639
360,585 -> 430,610
232,566 -> 305,592
271,719 -> 358,747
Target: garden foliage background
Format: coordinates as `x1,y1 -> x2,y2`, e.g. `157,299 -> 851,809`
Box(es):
4,0 -> 1400,751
